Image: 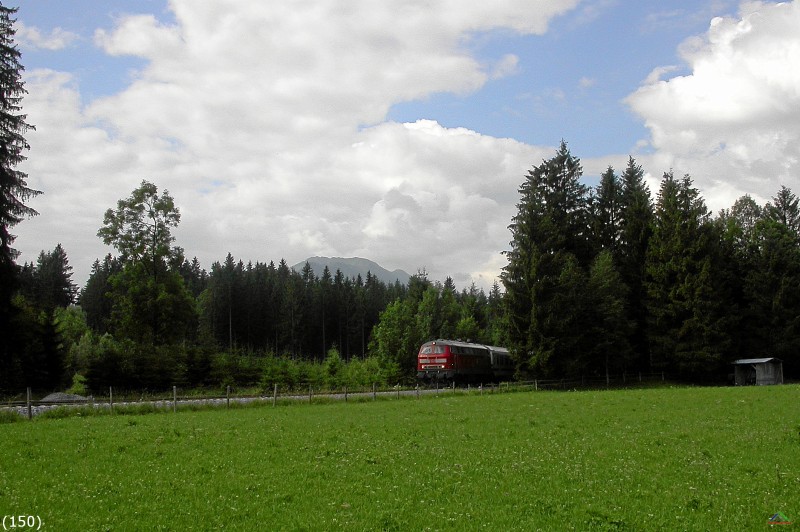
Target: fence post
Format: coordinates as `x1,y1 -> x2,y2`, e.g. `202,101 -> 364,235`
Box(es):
452,381 -> 456,395
535,380 -> 538,391
226,385 -> 230,409
26,387 -> 32,420
396,384 -> 400,400
372,383 -> 376,401
109,386 -> 114,413
173,386 -> 177,413
480,383 -> 483,396
273,383 -> 278,407
309,386 -> 313,403
344,386 -> 348,403
416,384 -> 419,399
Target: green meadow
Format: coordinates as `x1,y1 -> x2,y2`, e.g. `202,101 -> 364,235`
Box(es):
1,385 -> 799,530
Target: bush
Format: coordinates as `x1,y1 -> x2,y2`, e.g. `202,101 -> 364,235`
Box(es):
324,348 -> 345,388
66,373 -> 88,396
299,360 -> 326,390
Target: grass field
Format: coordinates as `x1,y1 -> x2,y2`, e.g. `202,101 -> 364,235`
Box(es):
1,385 -> 799,530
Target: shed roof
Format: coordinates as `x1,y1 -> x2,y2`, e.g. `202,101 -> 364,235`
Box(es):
732,358 -> 782,365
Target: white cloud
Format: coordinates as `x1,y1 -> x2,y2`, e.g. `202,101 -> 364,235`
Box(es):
94,15 -> 182,58
16,21 -> 79,50
490,54 -> 520,79
626,0 -> 800,210
17,0 -> 575,290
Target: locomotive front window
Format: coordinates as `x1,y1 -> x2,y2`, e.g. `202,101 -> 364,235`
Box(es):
433,346 -> 445,354
421,346 -> 433,354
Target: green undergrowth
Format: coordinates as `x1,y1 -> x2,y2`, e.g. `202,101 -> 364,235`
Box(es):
1,385 -> 798,530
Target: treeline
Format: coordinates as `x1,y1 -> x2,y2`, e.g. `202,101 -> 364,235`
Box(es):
2,180 -> 507,394
503,142 -> 800,381
4,151 -> 799,395
81,252 -> 406,360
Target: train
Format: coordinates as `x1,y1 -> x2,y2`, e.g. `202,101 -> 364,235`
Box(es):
416,339 -> 514,383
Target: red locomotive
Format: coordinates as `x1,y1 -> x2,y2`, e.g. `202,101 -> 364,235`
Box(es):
416,339 -> 513,383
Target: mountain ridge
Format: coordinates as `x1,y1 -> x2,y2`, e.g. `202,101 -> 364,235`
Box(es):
291,256 -> 411,285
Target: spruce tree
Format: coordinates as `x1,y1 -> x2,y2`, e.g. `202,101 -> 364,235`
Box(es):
0,4 -> 38,392
79,254 -> 121,334
30,244 -> 77,310
744,187 -> 800,375
0,4 -> 37,272
645,172 -> 729,377
502,141 -> 591,376
764,186 -> 800,239
587,250 -> 633,379
617,157 -> 653,371
715,195 -> 762,360
592,166 -> 623,254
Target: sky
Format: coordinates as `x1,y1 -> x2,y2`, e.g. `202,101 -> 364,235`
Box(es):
11,0 -> 800,291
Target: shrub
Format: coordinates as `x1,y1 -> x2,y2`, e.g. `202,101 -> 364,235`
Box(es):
66,373 -> 88,396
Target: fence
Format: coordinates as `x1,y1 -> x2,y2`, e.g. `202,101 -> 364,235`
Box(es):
2,383 -> 424,419
1,373 -> 669,419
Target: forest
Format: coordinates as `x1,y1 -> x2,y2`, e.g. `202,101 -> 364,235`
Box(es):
4,149 -> 798,394
1,6 -> 799,395
503,143 -> 799,382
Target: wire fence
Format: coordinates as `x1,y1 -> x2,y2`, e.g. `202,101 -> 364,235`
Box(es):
1,373 -> 670,419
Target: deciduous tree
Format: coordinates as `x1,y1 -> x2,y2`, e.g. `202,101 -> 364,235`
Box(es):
98,181 -> 195,347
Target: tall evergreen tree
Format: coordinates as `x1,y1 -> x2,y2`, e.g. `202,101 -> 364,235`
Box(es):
744,187 -> 800,375
764,186 -> 800,240
617,157 -> 653,371
592,166 -> 623,254
0,5 -> 39,392
645,172 -> 729,378
20,244 -> 77,310
486,281 -> 508,347
79,254 -> 120,334
0,4 -> 37,277
502,141 -> 591,376
587,250 -> 633,379
715,195 -> 762,359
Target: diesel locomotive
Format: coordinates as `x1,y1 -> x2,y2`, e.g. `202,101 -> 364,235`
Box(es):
416,339 -> 513,383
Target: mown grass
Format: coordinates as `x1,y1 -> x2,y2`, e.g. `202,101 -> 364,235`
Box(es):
1,385 -> 798,530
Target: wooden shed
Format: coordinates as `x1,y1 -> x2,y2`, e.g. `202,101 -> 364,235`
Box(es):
732,358 -> 783,386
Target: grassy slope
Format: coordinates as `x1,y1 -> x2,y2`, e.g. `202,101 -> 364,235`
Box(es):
1,385 -> 799,530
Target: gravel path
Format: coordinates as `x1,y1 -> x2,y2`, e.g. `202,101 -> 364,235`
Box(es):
1,384 -> 486,418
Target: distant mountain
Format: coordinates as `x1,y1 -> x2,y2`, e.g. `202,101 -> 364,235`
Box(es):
291,257 -> 411,285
